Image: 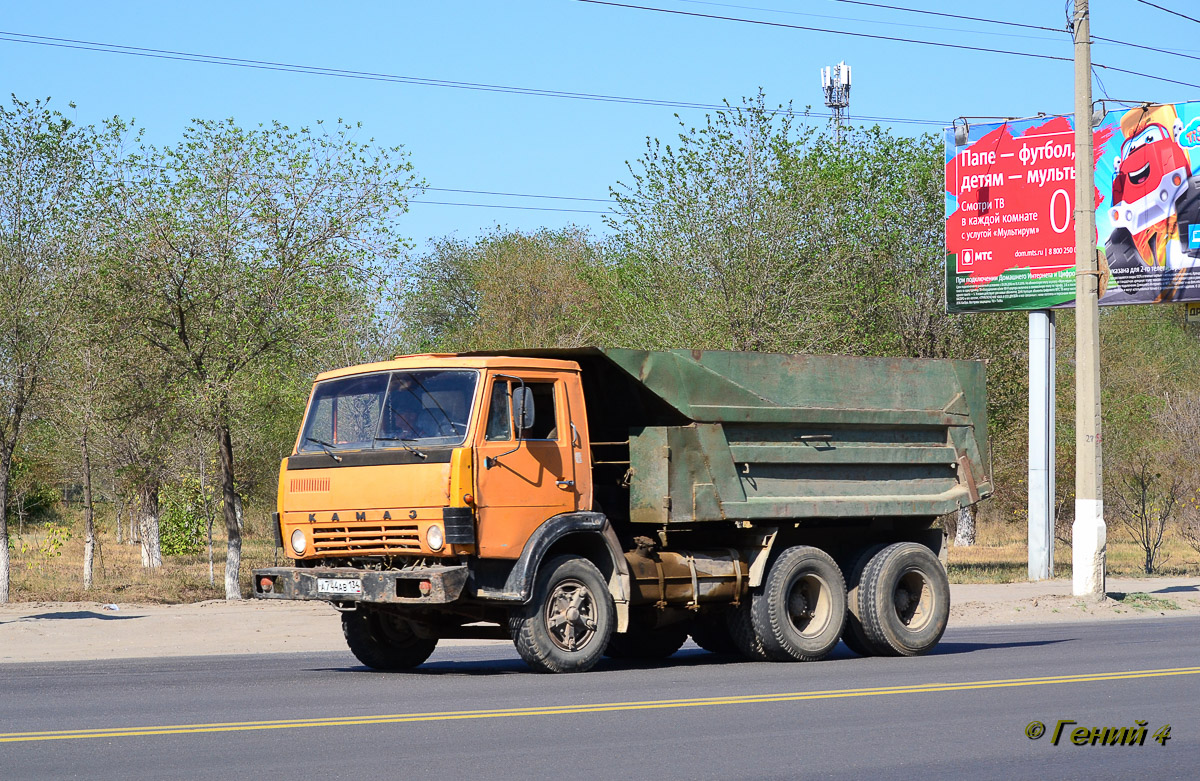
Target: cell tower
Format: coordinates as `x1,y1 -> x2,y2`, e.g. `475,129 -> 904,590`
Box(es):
821,61 -> 852,145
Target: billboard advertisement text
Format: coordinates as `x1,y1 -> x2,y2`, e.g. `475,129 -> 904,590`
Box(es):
945,103 -> 1200,312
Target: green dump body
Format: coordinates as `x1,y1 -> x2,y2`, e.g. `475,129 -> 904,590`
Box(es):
468,348 -> 991,526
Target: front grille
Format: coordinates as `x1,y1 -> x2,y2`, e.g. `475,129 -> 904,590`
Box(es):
290,477 -> 330,493
311,522 -> 421,555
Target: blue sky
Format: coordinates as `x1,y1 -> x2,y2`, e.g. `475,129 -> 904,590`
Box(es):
5,1 -> 1198,252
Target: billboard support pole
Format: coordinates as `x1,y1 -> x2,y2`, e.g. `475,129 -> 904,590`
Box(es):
1071,0 -> 1106,599
1028,310 -> 1055,580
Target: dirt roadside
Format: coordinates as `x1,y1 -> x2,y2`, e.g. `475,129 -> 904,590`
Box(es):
1,577 -> 1198,664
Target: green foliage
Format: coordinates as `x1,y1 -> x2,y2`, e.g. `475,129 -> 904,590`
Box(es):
159,478 -> 210,556
14,522 -> 72,570
5,455 -> 59,525
403,227 -> 603,351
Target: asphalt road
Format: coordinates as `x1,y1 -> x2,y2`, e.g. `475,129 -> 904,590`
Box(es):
2,618 -> 1198,781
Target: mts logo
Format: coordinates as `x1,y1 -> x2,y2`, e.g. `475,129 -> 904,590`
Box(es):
961,249 -> 993,267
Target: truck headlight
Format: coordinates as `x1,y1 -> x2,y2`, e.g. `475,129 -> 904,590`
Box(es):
290,529 -> 307,555
426,524 -> 445,552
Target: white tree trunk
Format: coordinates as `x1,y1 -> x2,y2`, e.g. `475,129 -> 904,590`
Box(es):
0,483 -> 9,604
954,505 -> 977,547
218,420 -> 242,600
139,484 -> 162,569
82,426 -> 95,589
0,449 -> 12,603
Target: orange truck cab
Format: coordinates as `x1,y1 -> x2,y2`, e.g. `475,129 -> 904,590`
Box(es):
255,348 -> 991,673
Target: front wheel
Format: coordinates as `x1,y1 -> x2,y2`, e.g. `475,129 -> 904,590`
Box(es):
858,542 -> 950,657
342,609 -> 438,670
509,555 -> 615,673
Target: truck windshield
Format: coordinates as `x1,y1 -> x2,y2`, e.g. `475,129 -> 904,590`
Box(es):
298,370 -> 479,452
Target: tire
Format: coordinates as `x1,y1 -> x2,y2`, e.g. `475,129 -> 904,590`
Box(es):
689,614 -> 740,655
1105,227 -> 1148,294
509,555 -> 615,673
604,625 -> 688,660
858,542 -> 951,657
342,609 -> 438,670
843,544 -> 890,657
726,597 -> 772,661
1175,175 -> 1200,260
751,545 -> 846,662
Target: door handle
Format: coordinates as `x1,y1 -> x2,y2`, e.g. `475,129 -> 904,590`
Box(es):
556,479 -> 575,488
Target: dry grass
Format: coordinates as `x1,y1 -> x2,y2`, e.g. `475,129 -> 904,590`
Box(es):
947,520 -> 1200,583
7,508 -> 279,603
9,510 -> 1200,600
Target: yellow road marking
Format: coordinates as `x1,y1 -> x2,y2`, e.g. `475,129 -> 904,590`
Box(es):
3,665 -> 1198,743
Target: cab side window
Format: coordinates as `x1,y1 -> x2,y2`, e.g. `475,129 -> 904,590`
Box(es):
524,383 -> 558,440
483,379 -> 559,441
484,380 -> 511,441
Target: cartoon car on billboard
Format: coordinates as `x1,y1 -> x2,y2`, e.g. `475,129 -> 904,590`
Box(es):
1105,104 -> 1200,296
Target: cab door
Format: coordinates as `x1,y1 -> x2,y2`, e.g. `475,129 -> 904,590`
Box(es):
474,372 -> 577,558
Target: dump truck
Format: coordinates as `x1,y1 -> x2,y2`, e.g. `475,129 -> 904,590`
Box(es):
253,348 -> 991,673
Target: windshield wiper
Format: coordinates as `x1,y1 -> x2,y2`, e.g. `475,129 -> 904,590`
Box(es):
374,435 -> 428,460
375,402 -> 429,459
305,437 -> 343,462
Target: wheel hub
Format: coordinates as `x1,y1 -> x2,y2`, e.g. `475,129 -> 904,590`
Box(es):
786,575 -> 831,637
894,569 -> 933,630
545,579 -> 597,652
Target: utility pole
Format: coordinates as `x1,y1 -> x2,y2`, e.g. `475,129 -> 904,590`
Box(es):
821,62 -> 851,145
1072,0 -> 1106,599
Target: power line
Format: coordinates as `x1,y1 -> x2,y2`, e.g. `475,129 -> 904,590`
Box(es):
1092,62 -> 1200,92
576,0 -> 1073,62
576,1 -> 1200,91
410,200 -> 609,215
675,0 -> 1062,42
109,161 -> 613,213
1093,35 -> 1200,66
692,0 -> 1200,73
424,187 -> 610,203
1134,0 -> 1200,26
0,30 -> 943,127
831,0 -> 1062,34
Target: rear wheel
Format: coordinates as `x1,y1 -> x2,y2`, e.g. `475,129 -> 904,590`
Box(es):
604,625 -> 688,660
509,555 -> 614,673
689,613 -> 740,655
859,542 -> 950,657
726,598 -> 772,661
342,608 -> 438,670
843,544 -> 889,657
751,545 -> 846,662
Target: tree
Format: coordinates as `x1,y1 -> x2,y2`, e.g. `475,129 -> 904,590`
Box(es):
1111,456 -> 1180,574
602,95 -> 1026,376
604,95 -> 836,352
100,117 -> 416,598
0,97 -> 97,602
403,227 -> 602,351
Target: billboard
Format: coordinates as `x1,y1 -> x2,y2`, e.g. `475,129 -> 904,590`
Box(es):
945,102 -> 1200,312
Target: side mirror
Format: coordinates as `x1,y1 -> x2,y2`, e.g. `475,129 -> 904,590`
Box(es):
512,386 -> 535,434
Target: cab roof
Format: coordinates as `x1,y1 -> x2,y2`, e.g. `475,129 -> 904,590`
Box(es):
314,353 -> 581,381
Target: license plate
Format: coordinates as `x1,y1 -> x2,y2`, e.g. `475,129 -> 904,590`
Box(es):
317,578 -> 363,595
